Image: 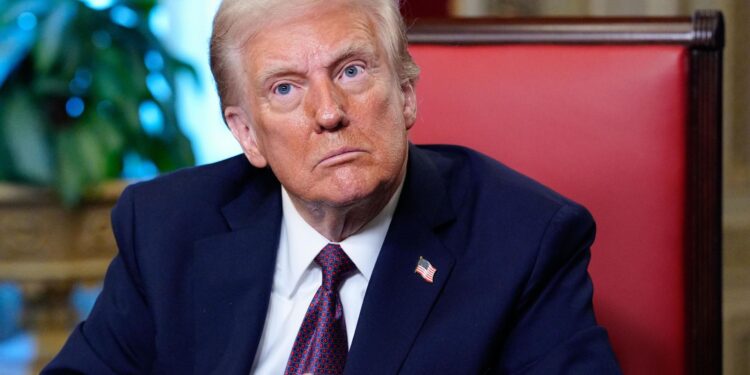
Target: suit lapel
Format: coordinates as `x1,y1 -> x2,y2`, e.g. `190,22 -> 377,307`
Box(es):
192,169 -> 282,375
345,145 -> 457,374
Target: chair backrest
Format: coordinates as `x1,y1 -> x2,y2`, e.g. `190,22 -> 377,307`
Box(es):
406,12 -> 723,375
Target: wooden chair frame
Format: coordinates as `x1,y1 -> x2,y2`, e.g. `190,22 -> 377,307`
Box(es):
406,11 -> 723,374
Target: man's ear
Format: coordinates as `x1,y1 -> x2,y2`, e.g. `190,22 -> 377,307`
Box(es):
401,82 -> 417,130
225,106 -> 268,168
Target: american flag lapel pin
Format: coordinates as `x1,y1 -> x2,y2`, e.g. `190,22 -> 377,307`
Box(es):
415,256 -> 436,283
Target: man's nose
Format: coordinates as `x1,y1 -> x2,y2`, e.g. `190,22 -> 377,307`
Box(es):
307,78 -> 347,132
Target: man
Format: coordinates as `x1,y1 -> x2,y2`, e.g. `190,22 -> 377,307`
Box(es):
44,0 -> 621,373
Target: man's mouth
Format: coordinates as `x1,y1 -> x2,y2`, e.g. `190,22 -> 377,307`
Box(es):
317,147 -> 365,167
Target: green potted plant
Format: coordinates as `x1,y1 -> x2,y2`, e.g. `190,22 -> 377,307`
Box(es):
0,0 -> 195,206
0,0 -> 197,366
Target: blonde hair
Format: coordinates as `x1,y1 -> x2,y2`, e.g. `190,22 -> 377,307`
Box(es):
209,0 -> 420,122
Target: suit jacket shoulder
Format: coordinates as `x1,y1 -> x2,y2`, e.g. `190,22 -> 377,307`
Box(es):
363,144 -> 621,374
44,155 -> 284,374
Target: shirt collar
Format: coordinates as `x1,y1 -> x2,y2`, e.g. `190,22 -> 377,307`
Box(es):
278,179 -> 404,298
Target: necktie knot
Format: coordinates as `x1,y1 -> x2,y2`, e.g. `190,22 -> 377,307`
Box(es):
315,243 -> 355,291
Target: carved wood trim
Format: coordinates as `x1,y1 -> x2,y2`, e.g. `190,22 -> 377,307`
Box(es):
685,10 -> 724,375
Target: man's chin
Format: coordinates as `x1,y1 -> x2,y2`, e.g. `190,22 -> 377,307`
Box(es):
285,171 -> 401,212
312,189 -> 376,209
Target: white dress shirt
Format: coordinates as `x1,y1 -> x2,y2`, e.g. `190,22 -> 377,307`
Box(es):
250,183 -> 403,375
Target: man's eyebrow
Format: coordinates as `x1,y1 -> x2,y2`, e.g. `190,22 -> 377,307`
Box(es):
331,43 -> 378,67
256,62 -> 304,87
256,42 -> 378,85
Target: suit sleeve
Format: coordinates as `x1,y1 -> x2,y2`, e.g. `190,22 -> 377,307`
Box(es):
495,203 -> 622,374
42,186 -> 156,374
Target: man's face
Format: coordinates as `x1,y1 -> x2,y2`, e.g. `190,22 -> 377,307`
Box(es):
226,1 -> 416,208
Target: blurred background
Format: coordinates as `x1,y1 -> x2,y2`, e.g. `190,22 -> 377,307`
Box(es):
0,0 -> 747,374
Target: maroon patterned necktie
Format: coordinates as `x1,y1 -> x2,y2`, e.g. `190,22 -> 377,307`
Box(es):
285,243 -> 356,375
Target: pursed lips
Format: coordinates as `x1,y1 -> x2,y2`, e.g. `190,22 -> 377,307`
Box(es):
317,146 -> 366,167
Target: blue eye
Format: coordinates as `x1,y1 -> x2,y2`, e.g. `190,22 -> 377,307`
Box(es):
275,83 -> 292,95
343,65 -> 360,78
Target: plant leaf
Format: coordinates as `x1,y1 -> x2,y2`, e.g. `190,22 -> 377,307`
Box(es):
0,0 -> 196,204
74,123 -> 107,182
124,0 -> 157,14
33,0 -> 77,74
90,111 -> 125,153
0,26 -> 35,86
55,129 -> 85,206
0,95 -> 14,180
0,0 -> 52,25
1,90 -> 54,184
55,122 -> 111,206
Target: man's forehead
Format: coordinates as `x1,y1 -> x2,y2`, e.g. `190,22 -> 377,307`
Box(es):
245,7 -> 381,77
257,38 -> 377,66
244,0 -> 375,45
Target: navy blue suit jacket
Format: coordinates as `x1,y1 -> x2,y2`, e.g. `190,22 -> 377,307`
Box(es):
44,144 -> 621,374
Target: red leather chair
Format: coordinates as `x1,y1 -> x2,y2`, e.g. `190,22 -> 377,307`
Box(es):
407,12 -> 723,375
